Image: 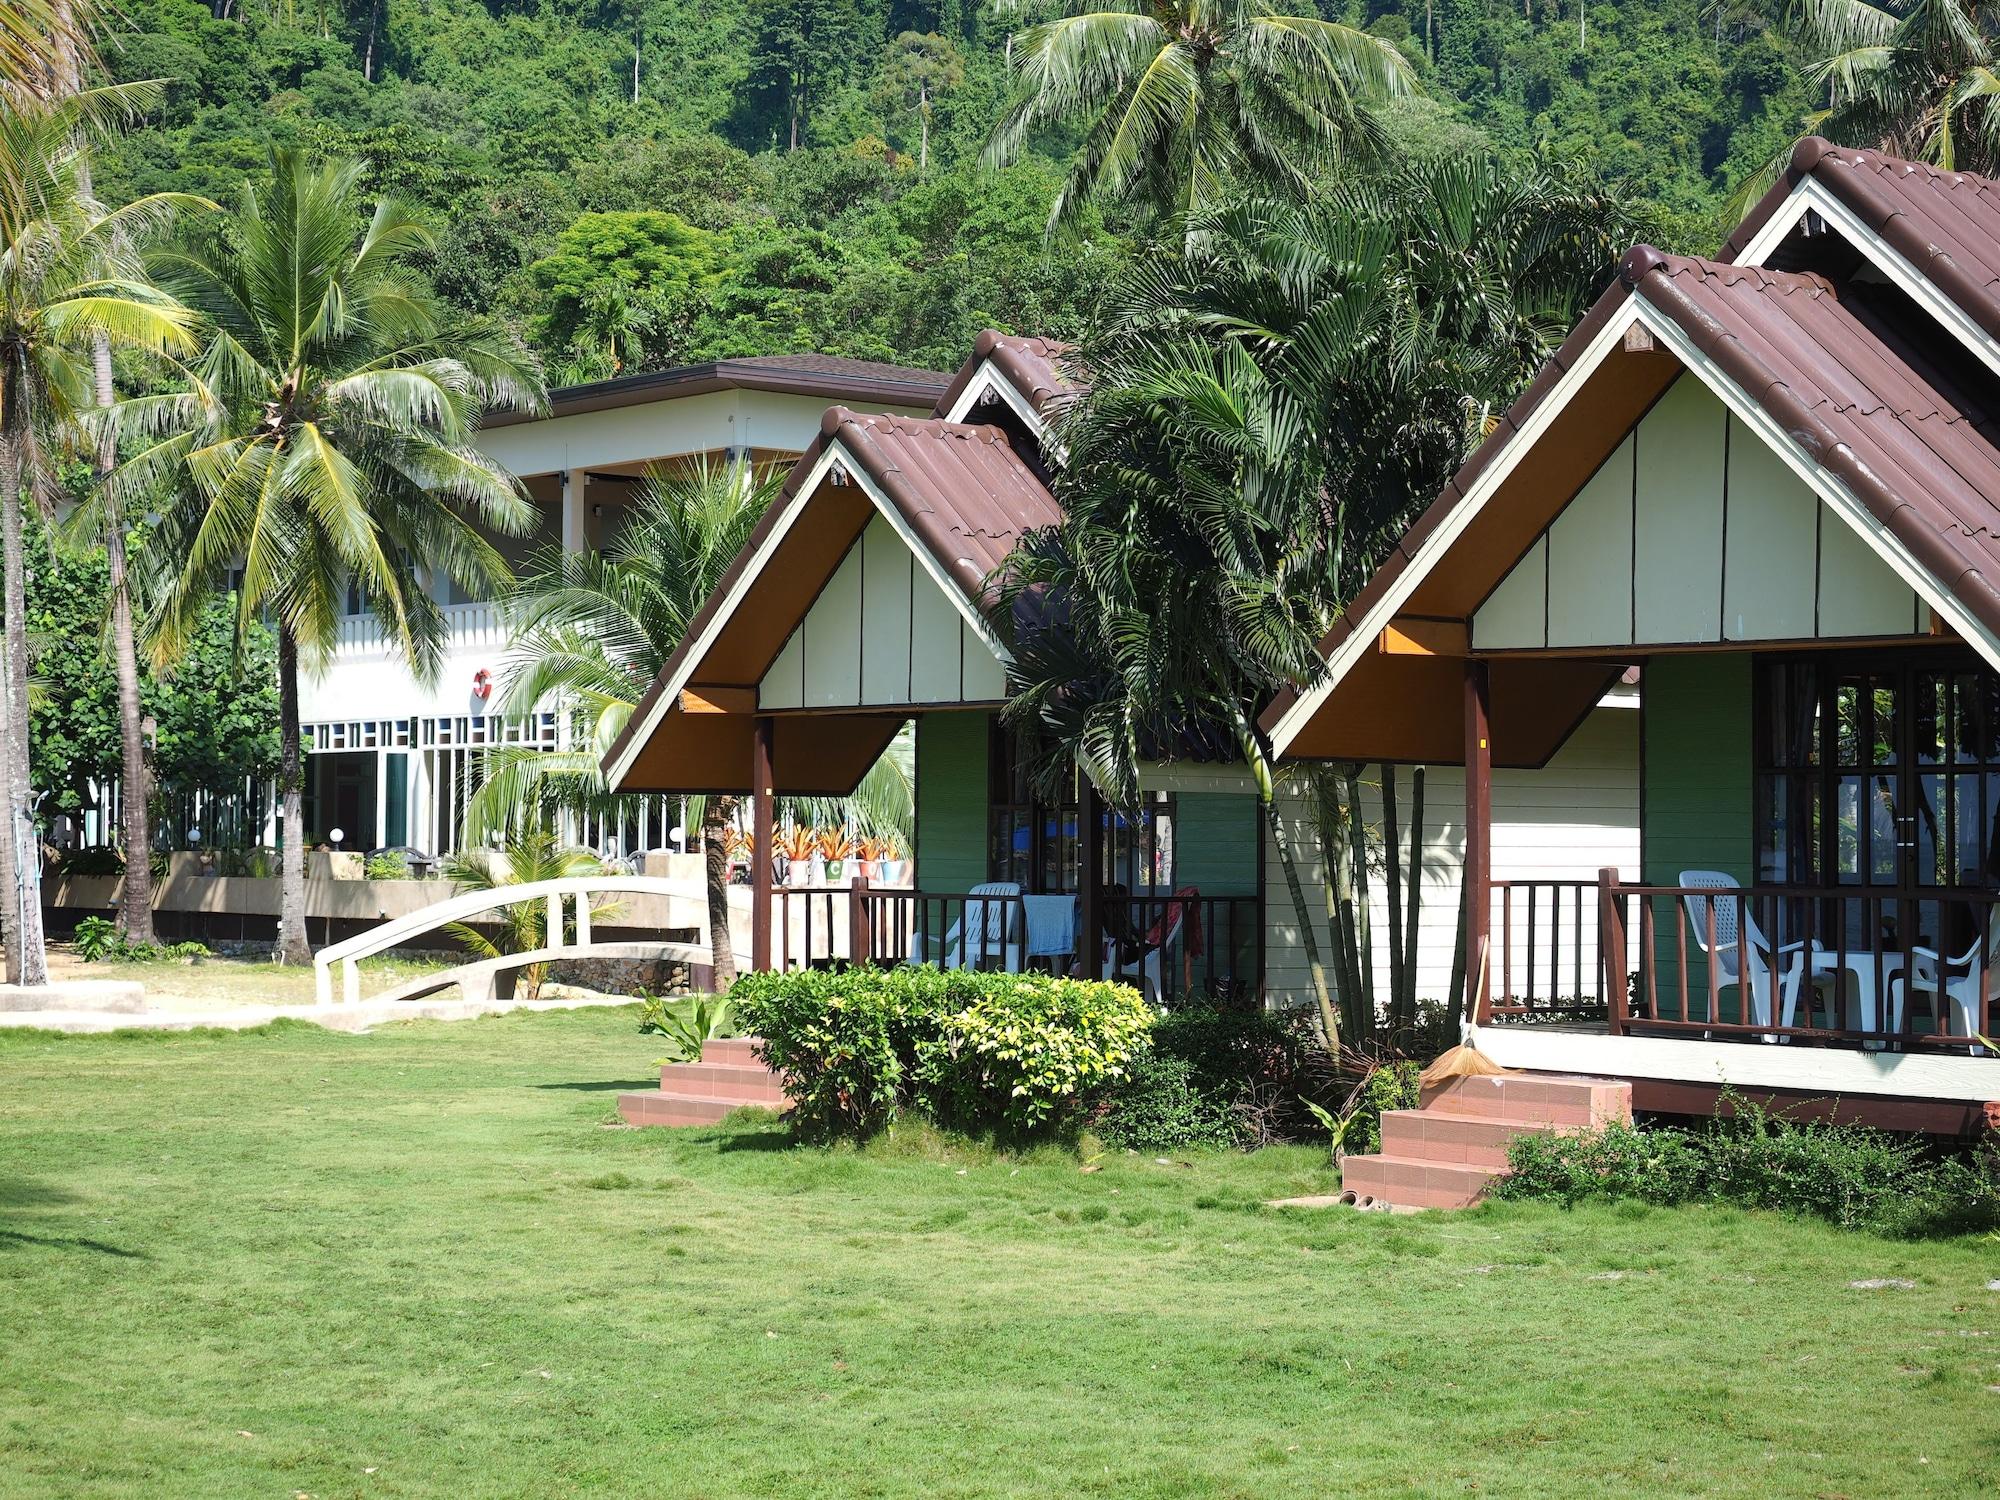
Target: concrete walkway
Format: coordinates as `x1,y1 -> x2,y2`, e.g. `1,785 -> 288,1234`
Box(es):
0,990 -> 640,1035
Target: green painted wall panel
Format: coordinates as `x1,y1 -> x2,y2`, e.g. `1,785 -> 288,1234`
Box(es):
915,711 -> 991,892
1642,653 -> 1753,1021
1176,792 -> 1258,896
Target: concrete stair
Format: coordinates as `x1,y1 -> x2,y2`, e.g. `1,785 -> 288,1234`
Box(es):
1339,1072 -> 1632,1210
617,1036 -> 791,1127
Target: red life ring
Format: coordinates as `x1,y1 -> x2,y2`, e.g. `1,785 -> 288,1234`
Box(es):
472,668 -> 493,700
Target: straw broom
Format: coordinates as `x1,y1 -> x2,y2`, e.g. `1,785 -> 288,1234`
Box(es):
1418,937 -> 1511,1090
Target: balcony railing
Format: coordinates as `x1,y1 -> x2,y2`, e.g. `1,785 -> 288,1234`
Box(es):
764,882 -> 1263,1005
1485,872 -> 1996,1050
335,600 -> 505,652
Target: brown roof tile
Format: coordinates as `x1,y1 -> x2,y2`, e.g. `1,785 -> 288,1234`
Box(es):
933,328 -> 1085,419
1724,136 -> 2000,339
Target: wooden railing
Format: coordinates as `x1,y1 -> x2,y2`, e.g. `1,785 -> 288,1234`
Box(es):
765,881 -> 1262,1005
1486,877 -> 1617,1022
1484,871 -> 1997,1050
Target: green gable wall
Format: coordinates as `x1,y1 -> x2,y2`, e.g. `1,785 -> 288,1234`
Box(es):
1642,652 -> 1753,1020
1176,792 -> 1258,896
915,711 -> 991,892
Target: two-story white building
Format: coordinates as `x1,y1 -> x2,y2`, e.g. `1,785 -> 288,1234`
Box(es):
297,354 -> 949,859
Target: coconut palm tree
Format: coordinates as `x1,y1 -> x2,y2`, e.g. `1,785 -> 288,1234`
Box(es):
1729,2 -> 2000,215
463,457 -> 913,988
0,88 -> 195,986
984,0 -> 1414,240
1000,160 -> 1635,1046
0,0 -> 98,101
133,150 -> 544,965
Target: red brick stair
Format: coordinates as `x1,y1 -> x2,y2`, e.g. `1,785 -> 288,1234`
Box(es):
617,1037 -> 791,1128
1339,1072 -> 1632,1210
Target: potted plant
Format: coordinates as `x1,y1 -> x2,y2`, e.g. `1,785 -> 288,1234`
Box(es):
722,825 -> 752,881
819,825 -> 857,883
775,823 -> 818,886
875,834 -> 909,886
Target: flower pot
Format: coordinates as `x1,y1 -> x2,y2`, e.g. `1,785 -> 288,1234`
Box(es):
878,858 -> 910,886
823,859 -> 845,883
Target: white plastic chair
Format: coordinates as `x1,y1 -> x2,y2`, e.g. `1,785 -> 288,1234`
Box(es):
1109,907 -> 1183,1006
1898,912 -> 1999,1052
1678,870 -> 1807,1034
940,882 -> 1024,972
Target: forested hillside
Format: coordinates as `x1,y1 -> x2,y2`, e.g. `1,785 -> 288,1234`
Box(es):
95,1 -> 1814,377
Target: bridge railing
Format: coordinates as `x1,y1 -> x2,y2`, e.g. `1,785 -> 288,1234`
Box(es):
312,874 -> 708,1005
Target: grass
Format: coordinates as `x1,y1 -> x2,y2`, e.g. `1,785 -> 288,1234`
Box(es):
0,1008 -> 1994,1498
36,949 -> 457,1009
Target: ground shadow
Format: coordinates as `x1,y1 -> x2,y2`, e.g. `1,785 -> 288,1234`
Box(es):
532,1079 -> 657,1093
0,1229 -> 148,1259
0,1179 -> 81,1210
715,1127 -> 796,1153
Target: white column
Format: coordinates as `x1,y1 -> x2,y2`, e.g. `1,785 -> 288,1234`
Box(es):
374,749 -> 389,850
561,469 -> 588,556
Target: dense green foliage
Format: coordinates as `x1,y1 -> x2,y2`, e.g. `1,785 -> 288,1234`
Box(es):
89,1 -> 1826,378
21,516 -> 280,836
730,963 -> 1152,1137
1496,1108 -> 2000,1239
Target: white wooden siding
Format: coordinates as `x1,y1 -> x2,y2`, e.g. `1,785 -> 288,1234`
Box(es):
1473,375 -> 1921,650
759,513 -> 1007,709
1261,706 -> 1640,1009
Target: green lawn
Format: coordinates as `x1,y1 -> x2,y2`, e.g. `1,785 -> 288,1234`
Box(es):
1,1010 -> 1994,1498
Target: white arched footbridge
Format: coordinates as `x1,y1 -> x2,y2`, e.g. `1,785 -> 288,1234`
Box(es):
313,876 -> 713,1006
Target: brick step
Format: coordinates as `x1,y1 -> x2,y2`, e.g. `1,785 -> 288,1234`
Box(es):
659,1059 -> 788,1103
699,1037 -> 766,1066
1420,1072 -> 1631,1127
617,1090 -> 790,1128
1380,1108 -> 1559,1170
1339,1152 -> 1498,1210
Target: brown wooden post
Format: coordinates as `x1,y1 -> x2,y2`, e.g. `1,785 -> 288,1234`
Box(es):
848,871 -> 870,967
1600,866 -> 1628,1034
1464,659 -> 1493,1024
750,715 -> 775,973
1079,776 -> 1105,980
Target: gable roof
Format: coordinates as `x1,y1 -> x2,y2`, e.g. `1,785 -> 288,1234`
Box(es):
483,353 -> 951,428
934,329 -> 1084,426
602,406 -> 1060,794
1261,232 -> 2000,763
1726,136 -> 2000,370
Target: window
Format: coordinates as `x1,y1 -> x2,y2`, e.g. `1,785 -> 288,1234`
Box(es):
986,727 -> 1173,893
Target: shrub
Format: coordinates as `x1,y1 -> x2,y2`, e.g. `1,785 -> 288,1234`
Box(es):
51,846 -> 125,881
1497,1106 -> 2000,1238
73,915 -> 118,961
1098,1003 -> 1340,1149
638,992 -> 733,1062
729,965 -> 1151,1141
363,851 -> 410,881
1099,1049 -> 1241,1151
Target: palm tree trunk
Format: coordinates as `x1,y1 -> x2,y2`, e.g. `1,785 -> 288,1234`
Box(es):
702,795 -> 738,990
1382,763 -> 1405,1032
275,626 -> 311,964
0,423 -> 49,985
105,509 -> 154,945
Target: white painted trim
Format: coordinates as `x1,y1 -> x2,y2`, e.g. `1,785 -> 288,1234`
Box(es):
1474,1025 -> 2000,1104
604,443 -> 838,789
942,362 -> 1045,435
1734,179 -> 2000,379
605,437 -> 1016,789
1264,307 -> 1639,756
1266,290 -> 2000,762
1628,299 -> 2000,673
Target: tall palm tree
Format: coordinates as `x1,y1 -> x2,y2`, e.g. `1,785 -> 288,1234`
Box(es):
1000,161 -> 1635,1046
0,0 -> 98,100
464,458 -> 913,988
134,151 -> 544,965
984,0 -> 1414,240
0,88 -> 194,986
1731,2 -> 2000,215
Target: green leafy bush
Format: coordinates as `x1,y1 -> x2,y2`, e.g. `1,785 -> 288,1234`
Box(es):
72,917 -> 210,965
1350,1059 -> 1422,1158
73,916 -> 118,961
362,851 -> 411,881
1497,1108 -> 2000,1239
1100,1049 -> 1239,1151
638,993 -> 733,1062
50,846 -> 125,881
729,966 -> 1151,1140
1096,1004 -> 1339,1150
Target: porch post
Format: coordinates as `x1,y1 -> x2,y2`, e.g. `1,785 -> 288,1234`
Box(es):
750,715 -> 775,972
1463,659 -> 1492,1024
1079,776 -> 1105,980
